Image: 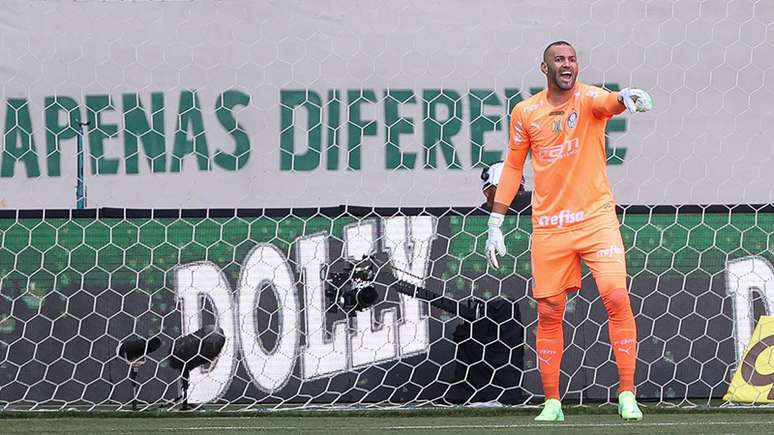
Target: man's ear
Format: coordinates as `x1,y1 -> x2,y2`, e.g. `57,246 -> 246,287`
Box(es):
540,62 -> 548,75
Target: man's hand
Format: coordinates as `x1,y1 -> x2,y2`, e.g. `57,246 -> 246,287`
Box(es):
486,213 -> 507,269
618,88 -> 653,113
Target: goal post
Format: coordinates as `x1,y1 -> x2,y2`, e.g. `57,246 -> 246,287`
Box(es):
1,0 -> 774,411
0,206 -> 772,409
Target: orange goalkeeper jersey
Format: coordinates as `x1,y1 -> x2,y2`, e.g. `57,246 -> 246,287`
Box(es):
494,82 -> 625,233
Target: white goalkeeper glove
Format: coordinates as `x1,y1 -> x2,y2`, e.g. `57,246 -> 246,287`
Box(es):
486,213 -> 506,270
618,88 -> 653,113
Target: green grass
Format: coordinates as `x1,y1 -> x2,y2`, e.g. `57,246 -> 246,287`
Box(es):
3,408 -> 774,434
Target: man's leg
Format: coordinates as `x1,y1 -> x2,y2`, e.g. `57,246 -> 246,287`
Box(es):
599,284 -> 642,420
536,292 -> 567,401
598,284 -> 637,395
580,220 -> 642,420
534,292 -> 567,422
531,230 -> 579,422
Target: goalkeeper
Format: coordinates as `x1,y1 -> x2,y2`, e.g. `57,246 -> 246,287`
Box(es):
486,41 -> 652,422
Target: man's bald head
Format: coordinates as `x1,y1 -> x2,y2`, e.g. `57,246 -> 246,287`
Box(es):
542,40 -> 574,62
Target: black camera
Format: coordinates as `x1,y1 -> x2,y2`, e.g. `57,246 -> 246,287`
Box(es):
322,253 -> 524,405
323,256 -> 380,313
322,254 -> 482,321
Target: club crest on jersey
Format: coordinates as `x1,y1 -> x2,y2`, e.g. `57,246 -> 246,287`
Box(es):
552,118 -> 562,134
567,111 -> 578,129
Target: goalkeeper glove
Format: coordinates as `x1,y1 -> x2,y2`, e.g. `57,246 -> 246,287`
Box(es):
486,213 -> 506,269
618,88 -> 653,113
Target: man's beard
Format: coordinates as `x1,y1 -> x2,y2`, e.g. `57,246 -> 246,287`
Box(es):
553,69 -> 575,90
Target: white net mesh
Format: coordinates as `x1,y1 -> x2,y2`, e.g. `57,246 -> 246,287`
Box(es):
0,0 -> 773,410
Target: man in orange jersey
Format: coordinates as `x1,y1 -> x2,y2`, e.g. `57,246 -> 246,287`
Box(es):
486,41 -> 652,422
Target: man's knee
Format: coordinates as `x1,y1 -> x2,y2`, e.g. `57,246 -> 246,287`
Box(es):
537,293 -> 566,323
600,287 -> 630,310
600,287 -> 635,322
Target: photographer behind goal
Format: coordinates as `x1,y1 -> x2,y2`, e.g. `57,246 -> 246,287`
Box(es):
442,161 -> 532,405
480,161 -> 531,212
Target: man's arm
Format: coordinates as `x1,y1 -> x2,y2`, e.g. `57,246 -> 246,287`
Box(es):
591,90 -> 627,119
486,106 -> 530,269
492,109 -> 531,215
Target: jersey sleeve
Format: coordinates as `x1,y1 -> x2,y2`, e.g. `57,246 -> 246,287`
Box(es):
493,105 -> 531,209
590,87 -> 626,120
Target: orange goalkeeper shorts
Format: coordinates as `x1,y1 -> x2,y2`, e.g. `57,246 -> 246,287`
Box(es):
530,216 -> 627,299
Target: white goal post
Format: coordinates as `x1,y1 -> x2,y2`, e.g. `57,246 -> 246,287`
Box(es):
0,0 -> 773,410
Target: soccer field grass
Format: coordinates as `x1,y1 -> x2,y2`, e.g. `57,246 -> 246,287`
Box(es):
3,410 -> 774,434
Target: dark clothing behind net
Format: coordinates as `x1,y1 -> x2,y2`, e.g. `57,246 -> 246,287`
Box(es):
481,190 -> 532,214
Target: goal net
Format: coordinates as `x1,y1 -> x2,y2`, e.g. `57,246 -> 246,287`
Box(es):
1,0 -> 773,410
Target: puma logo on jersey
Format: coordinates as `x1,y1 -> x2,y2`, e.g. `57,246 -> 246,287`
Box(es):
536,138 -> 580,164
523,104 -> 540,113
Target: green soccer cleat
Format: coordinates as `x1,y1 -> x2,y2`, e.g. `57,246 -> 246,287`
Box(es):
618,391 -> 643,421
534,399 -> 564,422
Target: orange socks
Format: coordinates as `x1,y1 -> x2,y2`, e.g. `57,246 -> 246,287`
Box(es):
536,293 -> 566,400
536,287 -> 638,400
600,287 -> 638,393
